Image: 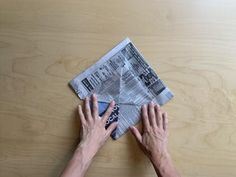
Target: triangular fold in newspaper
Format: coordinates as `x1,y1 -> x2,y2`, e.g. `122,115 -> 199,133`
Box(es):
69,38 -> 174,140
112,104 -> 141,139
119,64 -> 153,105
100,67 -> 122,101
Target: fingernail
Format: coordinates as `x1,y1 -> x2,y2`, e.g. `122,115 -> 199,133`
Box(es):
155,105 -> 160,111
93,93 -> 97,99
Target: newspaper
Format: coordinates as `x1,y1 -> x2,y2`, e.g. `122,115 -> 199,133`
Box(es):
69,38 -> 173,139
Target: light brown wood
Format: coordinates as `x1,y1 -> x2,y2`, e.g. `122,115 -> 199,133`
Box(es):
1,0 -> 236,177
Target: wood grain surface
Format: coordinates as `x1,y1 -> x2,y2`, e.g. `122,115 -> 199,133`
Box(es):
1,0 -> 236,177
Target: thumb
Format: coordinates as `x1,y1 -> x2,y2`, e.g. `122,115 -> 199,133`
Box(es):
130,126 -> 142,143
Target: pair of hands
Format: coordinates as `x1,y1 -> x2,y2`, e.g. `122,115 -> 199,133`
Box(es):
78,94 -> 169,165
61,94 -> 179,177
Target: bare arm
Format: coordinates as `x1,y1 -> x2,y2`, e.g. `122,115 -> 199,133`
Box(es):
130,102 -> 180,177
60,94 -> 117,177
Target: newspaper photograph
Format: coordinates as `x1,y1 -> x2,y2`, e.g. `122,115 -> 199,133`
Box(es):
69,38 -> 174,139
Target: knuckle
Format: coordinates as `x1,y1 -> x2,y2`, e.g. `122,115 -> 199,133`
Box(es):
143,111 -> 148,117
144,127 -> 151,133
143,115 -> 148,121
86,109 -> 90,114
108,106 -> 113,111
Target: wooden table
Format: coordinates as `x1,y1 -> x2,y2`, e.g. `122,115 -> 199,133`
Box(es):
1,0 -> 236,177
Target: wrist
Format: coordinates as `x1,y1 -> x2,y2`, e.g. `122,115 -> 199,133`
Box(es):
60,143 -> 96,177
76,141 -> 98,161
150,150 -> 171,168
151,152 -> 179,177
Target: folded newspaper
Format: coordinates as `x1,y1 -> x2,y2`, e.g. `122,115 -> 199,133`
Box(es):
69,38 -> 173,139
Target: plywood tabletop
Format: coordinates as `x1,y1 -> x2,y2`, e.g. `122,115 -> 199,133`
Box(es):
1,0 -> 236,177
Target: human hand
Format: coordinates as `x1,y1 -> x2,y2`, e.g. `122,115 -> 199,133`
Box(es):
130,102 -> 169,166
60,94 -> 117,177
77,94 -> 117,159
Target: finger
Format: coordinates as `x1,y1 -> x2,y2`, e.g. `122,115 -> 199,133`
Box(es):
106,122 -> 118,137
162,112 -> 168,131
148,102 -> 157,127
78,105 -> 86,125
155,104 -> 162,128
130,126 -> 142,143
102,101 -> 115,123
92,94 -> 99,118
84,97 -> 92,121
141,104 -> 150,131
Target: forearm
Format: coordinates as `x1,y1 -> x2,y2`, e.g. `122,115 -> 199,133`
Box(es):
60,144 -> 96,177
150,153 -> 180,177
